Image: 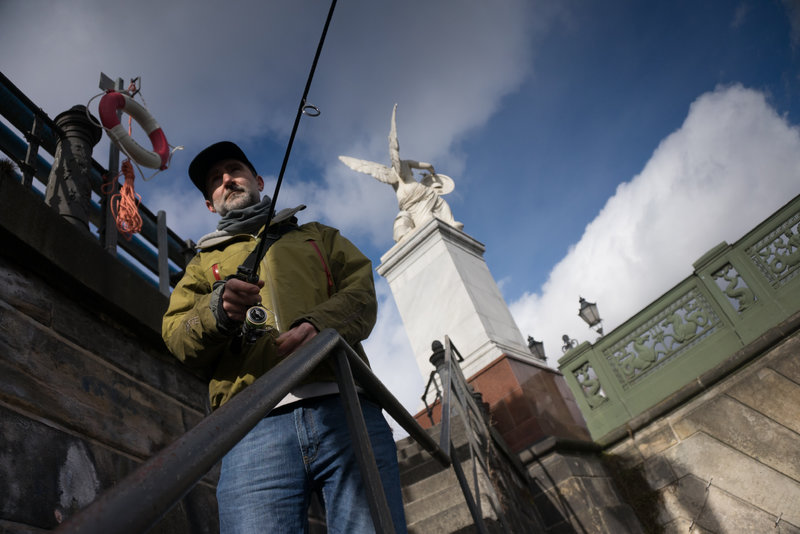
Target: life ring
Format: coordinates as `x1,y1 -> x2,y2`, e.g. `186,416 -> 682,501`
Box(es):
98,91 -> 169,170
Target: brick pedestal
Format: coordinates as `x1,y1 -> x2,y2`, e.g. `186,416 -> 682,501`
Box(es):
416,353 -> 590,452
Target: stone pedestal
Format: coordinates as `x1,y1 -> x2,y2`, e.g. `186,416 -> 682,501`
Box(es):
415,354 -> 591,452
467,355 -> 591,451
377,218 -> 539,383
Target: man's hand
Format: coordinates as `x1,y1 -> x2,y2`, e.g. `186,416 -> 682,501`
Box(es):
276,322 -> 318,357
222,278 -> 265,322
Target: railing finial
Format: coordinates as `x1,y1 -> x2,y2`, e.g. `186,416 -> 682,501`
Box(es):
430,340 -> 446,368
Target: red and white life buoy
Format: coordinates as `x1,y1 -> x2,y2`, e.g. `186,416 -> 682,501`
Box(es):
98,91 -> 169,170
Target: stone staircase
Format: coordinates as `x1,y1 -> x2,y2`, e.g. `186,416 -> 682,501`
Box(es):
396,422 -> 506,534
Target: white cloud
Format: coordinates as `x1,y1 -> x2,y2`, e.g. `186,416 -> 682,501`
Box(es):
510,85 -> 800,361
1,0 -> 540,256
362,278 -> 423,436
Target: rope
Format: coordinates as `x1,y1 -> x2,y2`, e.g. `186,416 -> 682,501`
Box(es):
103,159 -> 143,240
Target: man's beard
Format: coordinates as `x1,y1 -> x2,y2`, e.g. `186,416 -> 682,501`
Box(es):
213,186 -> 260,216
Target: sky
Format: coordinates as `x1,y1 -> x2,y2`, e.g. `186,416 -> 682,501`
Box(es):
2,0 -> 800,424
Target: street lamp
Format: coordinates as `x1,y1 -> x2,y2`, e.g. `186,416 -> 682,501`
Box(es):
527,336 -> 546,361
578,296 -> 604,336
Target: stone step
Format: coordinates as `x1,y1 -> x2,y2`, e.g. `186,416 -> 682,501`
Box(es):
399,438 -> 476,490
395,412 -> 504,533
406,496 -> 505,534
404,475 -> 477,525
402,464 -> 456,504
396,417 -> 474,461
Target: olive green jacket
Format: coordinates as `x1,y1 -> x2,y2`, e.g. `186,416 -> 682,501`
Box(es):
162,217 -> 377,409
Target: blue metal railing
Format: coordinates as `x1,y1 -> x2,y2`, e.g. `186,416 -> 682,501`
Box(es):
0,71 -> 192,292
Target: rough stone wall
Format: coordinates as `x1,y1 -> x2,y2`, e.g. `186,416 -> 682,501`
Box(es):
520,438 -> 645,533
0,177 -> 217,532
605,328 -> 800,533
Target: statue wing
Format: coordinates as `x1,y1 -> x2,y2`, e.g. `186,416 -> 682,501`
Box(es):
420,173 -> 455,195
338,156 -> 397,185
389,104 -> 401,173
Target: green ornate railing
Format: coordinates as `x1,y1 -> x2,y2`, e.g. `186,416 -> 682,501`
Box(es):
559,193 -> 800,441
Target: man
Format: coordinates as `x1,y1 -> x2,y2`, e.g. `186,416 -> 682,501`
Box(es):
162,141 -> 407,533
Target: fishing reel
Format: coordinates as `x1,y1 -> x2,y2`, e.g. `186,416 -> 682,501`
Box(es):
241,305 -> 276,345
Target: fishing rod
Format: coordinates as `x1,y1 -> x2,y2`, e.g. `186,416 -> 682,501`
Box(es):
235,0 -> 338,341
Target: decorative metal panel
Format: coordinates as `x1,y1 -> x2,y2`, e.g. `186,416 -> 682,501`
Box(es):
748,211 -> 800,288
712,263 -> 756,313
573,362 -> 607,409
604,288 -> 720,389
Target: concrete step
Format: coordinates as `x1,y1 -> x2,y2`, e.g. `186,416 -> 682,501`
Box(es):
396,415 -> 502,533
402,463 -> 457,504
396,417 -> 475,463
407,500 -> 475,534
404,476 -> 474,524
399,438 -> 476,490
406,496 -> 505,534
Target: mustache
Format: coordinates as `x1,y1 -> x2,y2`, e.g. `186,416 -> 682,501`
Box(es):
223,184 -> 246,198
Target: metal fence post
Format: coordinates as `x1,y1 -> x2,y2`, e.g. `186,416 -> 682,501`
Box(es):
332,348 -> 397,534
22,113 -> 42,187
98,73 -> 123,255
157,210 -> 169,295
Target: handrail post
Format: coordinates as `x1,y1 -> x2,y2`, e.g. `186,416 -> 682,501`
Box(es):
22,112 -> 42,187
99,73 -> 122,255
449,442 -> 490,534
435,336 -> 496,534
332,347 -> 397,534
430,340 -> 452,453
157,210 -> 169,295
342,343 -> 451,467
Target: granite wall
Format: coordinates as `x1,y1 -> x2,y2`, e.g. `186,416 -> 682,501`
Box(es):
0,176 -> 217,532
605,323 -> 800,533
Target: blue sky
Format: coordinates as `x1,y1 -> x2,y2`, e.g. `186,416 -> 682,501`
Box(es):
2,0 -> 800,416
468,0 -> 799,285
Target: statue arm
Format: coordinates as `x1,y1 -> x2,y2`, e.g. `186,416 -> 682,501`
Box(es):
404,160 -> 435,174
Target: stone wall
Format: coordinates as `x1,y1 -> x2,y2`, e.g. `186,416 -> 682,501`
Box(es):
520,438 -> 645,533
604,322 -> 800,533
0,176 -> 217,532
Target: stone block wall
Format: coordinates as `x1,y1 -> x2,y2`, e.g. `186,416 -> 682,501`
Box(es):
520,438 -> 645,533
0,177 -> 217,532
605,324 -> 800,533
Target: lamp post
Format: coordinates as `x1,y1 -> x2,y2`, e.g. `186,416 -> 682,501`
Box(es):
527,336 -> 546,362
578,296 -> 604,336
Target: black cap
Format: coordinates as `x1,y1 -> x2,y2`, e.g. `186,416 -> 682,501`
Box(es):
188,141 -> 257,197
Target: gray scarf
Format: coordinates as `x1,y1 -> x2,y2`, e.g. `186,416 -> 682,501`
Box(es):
216,195 -> 272,235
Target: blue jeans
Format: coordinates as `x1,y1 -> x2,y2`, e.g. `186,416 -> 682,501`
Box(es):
217,395 -> 408,533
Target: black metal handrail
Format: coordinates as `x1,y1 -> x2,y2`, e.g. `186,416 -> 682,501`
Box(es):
425,338 -> 497,534
423,336 -> 548,534
54,329 -> 450,533
0,71 -> 192,293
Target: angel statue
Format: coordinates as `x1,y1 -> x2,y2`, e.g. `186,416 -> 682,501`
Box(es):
339,104 -> 463,243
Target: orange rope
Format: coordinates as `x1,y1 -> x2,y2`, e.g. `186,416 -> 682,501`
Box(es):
105,159 -> 143,240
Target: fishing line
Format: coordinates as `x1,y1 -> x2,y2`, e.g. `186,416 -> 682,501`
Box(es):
237,0 -> 338,282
